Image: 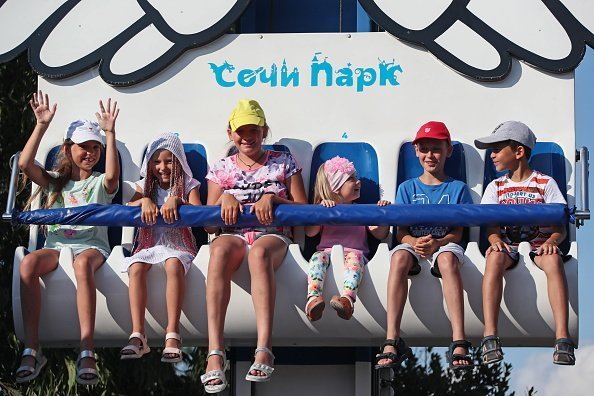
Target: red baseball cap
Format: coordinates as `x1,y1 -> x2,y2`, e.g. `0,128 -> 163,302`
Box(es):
412,121 -> 451,144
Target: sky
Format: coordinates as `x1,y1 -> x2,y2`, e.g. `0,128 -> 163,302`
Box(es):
503,47 -> 594,395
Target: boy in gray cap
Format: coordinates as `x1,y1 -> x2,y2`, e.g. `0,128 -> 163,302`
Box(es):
475,121 -> 575,366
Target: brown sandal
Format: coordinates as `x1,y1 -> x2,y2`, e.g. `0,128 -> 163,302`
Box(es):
330,295 -> 353,320
305,296 -> 325,321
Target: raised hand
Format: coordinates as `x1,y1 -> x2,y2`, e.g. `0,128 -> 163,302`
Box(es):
29,91 -> 57,125
95,98 -> 119,133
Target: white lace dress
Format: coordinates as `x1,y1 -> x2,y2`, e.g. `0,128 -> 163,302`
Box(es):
122,178 -> 200,274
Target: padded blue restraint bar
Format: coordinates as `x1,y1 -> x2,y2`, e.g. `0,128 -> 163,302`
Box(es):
13,203 -> 568,228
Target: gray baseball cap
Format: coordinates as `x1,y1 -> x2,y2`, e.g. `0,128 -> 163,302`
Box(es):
474,121 -> 536,150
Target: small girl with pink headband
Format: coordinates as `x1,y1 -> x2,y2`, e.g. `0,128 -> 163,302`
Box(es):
305,156 -> 390,321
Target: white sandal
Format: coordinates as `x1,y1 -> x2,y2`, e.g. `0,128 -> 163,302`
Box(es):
120,332 -> 151,360
245,347 -> 275,382
200,350 -> 229,394
76,350 -> 99,386
161,332 -> 183,363
15,347 -> 47,383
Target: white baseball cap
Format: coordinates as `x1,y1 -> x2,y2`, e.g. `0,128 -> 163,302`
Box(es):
64,119 -> 104,145
474,121 -> 536,150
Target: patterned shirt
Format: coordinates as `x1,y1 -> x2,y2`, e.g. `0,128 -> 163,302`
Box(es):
480,171 -> 566,249
45,172 -> 117,254
206,150 -> 301,235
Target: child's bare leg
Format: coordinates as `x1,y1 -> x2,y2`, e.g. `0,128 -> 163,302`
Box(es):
126,262 -> 150,348
378,250 -> 414,366
533,254 -> 569,339
18,249 -> 59,375
436,253 -> 466,364
482,252 -> 514,336
205,236 -> 245,382
164,258 -> 185,354
72,249 -> 104,373
247,236 -> 287,377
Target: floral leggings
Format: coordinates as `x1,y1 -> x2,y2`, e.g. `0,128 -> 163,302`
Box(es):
307,250 -> 367,302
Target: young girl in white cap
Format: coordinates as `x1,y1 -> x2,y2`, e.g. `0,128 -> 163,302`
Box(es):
201,99 -> 307,392
120,132 -> 201,364
16,91 -> 120,385
305,156 -> 390,321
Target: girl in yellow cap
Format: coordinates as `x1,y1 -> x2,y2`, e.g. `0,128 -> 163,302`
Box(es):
201,99 -> 307,392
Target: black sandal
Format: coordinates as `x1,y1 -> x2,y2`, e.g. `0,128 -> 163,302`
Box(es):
553,338 -> 576,365
445,340 -> 474,370
480,335 -> 503,365
374,338 -> 412,370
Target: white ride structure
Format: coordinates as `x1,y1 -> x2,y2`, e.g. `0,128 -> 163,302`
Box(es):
1,1 -> 592,395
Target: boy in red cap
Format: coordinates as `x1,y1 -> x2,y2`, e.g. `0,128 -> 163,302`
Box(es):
375,121 -> 474,370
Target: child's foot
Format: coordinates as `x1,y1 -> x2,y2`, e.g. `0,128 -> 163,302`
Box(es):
446,340 -> 473,369
120,332 -> 150,359
376,344 -> 396,367
480,335 -> 503,365
305,296 -> 325,321
374,338 -> 413,369
452,345 -> 472,367
76,350 -> 99,385
161,332 -> 182,363
553,338 -> 576,365
330,295 -> 353,320
15,347 -> 47,383
245,347 -> 275,382
202,350 -> 229,393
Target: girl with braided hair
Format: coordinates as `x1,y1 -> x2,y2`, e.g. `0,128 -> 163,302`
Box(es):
120,132 -> 201,363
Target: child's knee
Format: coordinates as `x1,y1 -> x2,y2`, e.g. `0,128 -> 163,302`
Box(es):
20,255 -> 39,279
164,259 -> 184,275
435,255 -> 459,274
390,251 -> 414,272
128,262 -> 149,278
248,244 -> 272,263
209,244 -> 235,262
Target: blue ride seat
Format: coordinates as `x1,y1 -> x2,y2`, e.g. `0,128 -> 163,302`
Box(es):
36,146 -> 124,249
480,142 -> 569,253
394,141 -> 468,247
305,142 -> 381,259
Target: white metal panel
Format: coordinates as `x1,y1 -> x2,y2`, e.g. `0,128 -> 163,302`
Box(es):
0,0 -> 66,55
39,0 -> 144,66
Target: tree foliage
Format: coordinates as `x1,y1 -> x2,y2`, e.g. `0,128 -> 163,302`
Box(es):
383,347 -> 536,396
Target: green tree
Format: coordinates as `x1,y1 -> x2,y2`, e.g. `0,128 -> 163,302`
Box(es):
381,347 -> 536,396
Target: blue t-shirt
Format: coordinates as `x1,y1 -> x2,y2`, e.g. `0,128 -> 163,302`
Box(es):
396,177 -> 473,238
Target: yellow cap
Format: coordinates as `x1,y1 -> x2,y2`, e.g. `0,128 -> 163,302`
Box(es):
228,99 -> 266,131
